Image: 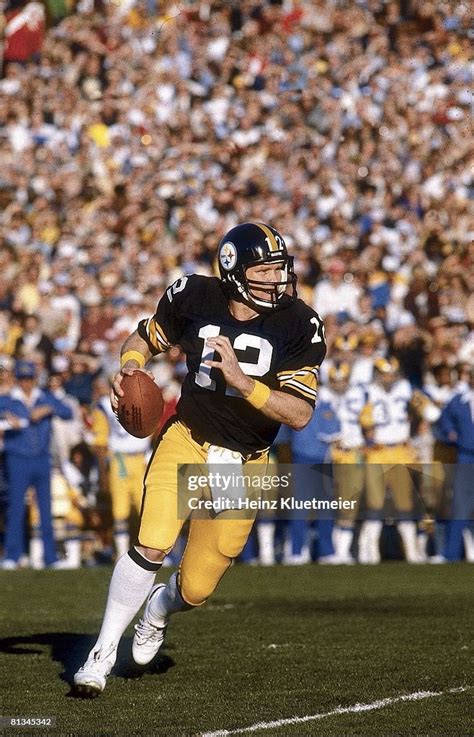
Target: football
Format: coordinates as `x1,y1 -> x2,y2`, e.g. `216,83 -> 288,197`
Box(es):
117,371 -> 164,438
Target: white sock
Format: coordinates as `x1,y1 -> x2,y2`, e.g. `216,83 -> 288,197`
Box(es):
148,572 -> 193,626
334,526 -> 354,559
462,529 -> 474,562
286,545 -> 311,564
93,548 -> 160,653
30,537 -> 44,570
359,520 -> 382,563
258,523 -> 275,565
114,532 -> 130,559
416,531 -> 428,561
397,521 -> 421,563
64,539 -> 82,568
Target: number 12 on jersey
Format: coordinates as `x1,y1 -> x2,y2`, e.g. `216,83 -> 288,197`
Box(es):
195,325 -> 273,396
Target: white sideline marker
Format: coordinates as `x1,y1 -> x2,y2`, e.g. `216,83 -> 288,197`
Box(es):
202,686 -> 470,737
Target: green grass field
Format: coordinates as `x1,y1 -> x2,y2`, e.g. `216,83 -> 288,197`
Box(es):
1,564 -> 472,737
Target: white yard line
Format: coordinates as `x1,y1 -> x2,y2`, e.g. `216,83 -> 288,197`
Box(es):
201,686 -> 471,737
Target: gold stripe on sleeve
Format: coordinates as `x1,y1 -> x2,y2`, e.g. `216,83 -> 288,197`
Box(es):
147,318 -> 169,352
280,379 -> 318,400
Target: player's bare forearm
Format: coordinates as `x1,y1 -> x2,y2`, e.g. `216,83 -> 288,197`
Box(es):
258,388 -> 312,429
120,330 -> 153,369
242,379 -> 312,430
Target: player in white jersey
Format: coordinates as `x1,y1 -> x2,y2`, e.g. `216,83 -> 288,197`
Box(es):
359,358 -> 440,563
91,384 -> 151,558
421,364 -> 458,560
319,364 -> 366,563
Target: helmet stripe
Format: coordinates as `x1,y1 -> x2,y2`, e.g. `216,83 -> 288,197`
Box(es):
255,222 -> 279,252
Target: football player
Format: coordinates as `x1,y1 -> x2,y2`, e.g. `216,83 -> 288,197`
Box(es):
318,334 -> 358,386
91,379 -> 150,558
74,222 -> 326,696
321,363 -> 366,563
359,357 -> 440,563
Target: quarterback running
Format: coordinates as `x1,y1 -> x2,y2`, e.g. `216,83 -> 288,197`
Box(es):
73,222 -> 326,696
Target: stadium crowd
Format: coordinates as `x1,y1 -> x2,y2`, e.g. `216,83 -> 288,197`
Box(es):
0,0 -> 473,568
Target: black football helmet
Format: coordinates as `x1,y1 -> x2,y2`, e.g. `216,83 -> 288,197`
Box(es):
217,222 -> 297,311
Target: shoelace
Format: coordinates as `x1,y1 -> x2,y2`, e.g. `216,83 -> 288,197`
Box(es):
134,618 -> 165,644
81,645 -> 115,671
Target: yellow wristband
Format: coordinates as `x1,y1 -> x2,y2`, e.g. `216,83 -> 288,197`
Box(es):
246,380 -> 271,409
120,350 -> 146,369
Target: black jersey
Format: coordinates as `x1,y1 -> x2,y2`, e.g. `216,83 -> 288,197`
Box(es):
138,275 -> 326,454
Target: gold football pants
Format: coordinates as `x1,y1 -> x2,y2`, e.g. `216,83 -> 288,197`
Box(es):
331,447 -> 365,524
364,444 -> 418,513
139,419 -> 268,606
110,453 -> 147,522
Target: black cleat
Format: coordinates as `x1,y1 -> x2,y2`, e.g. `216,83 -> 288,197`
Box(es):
70,683 -> 102,699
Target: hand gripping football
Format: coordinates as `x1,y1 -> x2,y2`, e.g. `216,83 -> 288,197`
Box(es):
117,372 -> 164,438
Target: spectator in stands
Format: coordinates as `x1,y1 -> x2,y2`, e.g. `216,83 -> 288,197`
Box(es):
0,356 -> 15,395
63,352 -> 102,407
14,314 -> 55,372
48,369 -> 85,468
350,331 -> 379,387
313,259 -> 361,323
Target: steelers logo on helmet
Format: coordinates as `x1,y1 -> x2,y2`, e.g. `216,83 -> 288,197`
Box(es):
217,222 -> 297,313
219,242 -> 237,272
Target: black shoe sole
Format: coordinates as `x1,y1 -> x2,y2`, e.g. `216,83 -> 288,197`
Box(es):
70,683 -> 102,699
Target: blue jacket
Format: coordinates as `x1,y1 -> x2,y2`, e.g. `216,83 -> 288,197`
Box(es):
290,400 -> 341,463
0,387 -> 73,457
439,390 -> 474,455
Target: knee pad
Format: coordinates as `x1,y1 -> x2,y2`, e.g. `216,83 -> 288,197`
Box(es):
216,523 -> 251,559
138,520 -> 180,554
179,570 -> 211,607
179,550 -> 232,607
216,538 -> 242,559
